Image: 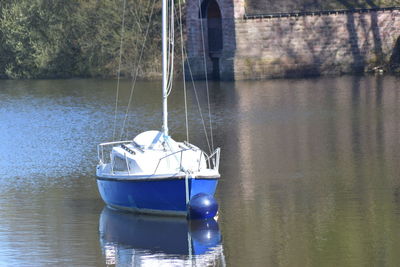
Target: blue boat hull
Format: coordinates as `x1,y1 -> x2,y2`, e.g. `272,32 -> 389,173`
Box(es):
96,177 -> 218,216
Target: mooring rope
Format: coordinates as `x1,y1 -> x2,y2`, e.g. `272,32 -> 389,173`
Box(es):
185,172 -> 190,204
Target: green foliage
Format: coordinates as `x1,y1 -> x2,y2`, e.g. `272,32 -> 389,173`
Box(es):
0,0 -> 165,79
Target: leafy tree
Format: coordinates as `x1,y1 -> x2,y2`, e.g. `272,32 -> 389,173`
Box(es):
0,0 -> 165,79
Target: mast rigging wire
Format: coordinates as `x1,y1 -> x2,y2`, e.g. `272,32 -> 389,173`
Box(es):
177,0 -> 189,142
166,0 -> 174,97
119,0 -> 157,140
116,0 -> 215,152
184,48 -> 212,154
112,0 -> 127,141
172,0 -> 212,153
197,0 -> 214,153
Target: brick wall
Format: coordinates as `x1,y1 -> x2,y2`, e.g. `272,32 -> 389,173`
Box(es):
233,10 -> 400,79
186,0 -> 400,80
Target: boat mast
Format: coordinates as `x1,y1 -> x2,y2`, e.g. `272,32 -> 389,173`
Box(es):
162,0 -> 169,136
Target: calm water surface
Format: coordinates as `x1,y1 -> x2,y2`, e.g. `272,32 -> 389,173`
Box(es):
1,75 -> 400,266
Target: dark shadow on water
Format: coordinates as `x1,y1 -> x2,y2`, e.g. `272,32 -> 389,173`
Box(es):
350,75 -> 363,164
375,75 -> 384,157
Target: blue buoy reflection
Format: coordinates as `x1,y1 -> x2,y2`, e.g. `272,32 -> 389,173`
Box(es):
99,207 -> 225,266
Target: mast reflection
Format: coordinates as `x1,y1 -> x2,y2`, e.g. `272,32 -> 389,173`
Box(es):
99,207 -> 225,266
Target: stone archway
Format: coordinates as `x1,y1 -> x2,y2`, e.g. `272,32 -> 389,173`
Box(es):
187,0 -> 238,80
200,0 -> 223,79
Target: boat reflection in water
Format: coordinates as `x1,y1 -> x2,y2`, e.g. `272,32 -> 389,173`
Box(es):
99,207 -> 225,266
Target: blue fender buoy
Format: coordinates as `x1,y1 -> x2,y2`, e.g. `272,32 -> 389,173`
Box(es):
188,193 -> 218,219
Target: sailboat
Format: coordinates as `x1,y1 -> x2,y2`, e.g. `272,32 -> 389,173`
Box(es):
96,0 -> 221,219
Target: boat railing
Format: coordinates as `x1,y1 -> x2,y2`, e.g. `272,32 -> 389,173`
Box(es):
99,142 -> 220,175
205,147 -> 221,171
153,149 -> 189,174
153,147 -> 221,174
97,140 -> 132,164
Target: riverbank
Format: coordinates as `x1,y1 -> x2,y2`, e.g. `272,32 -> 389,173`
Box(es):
1,1 -> 400,81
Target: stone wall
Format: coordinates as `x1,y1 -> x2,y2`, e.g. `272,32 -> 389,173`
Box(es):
233,10 -> 400,79
186,0 -> 400,80
244,0 -> 400,14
